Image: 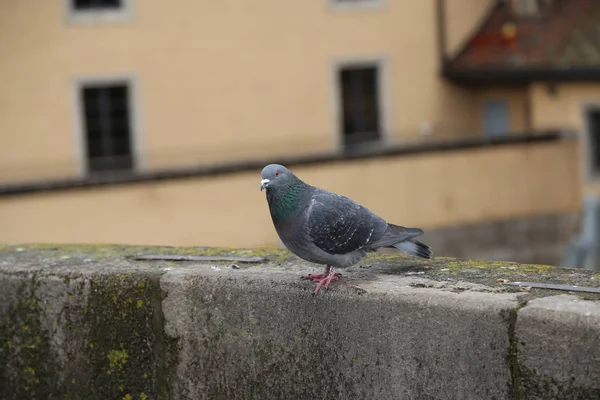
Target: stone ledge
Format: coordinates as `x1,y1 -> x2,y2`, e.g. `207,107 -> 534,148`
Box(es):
1,244 -> 599,400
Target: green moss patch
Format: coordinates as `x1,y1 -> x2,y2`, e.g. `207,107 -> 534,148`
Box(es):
60,272 -> 177,399
0,264 -> 177,400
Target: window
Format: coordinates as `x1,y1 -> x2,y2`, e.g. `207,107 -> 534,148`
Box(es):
337,64 -> 383,150
78,81 -> 135,175
72,0 -> 122,11
66,0 -> 132,23
483,100 -> 509,137
586,106 -> 600,179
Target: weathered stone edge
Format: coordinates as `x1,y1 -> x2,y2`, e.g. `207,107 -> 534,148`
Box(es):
2,244 -> 600,399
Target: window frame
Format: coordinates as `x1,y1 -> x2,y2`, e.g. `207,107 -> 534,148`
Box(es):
71,75 -> 145,177
331,57 -> 391,153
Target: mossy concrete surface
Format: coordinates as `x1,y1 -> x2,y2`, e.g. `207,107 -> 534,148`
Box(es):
1,244 -> 599,400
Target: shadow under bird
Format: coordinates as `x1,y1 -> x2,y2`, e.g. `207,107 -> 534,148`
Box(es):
260,164 -> 433,294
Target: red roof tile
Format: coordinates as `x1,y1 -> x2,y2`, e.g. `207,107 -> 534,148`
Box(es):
449,0 -> 600,70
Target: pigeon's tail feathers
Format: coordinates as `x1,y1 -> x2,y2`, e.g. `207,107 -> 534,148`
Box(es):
393,239 -> 433,259
365,224 -> 424,250
389,225 -> 424,237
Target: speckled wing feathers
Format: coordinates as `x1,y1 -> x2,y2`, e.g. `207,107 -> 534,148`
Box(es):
306,190 -> 388,255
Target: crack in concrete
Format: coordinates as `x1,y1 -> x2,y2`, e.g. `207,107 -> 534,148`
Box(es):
508,301 -> 528,400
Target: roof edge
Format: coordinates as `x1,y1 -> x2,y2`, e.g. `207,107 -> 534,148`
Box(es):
443,66 -> 600,84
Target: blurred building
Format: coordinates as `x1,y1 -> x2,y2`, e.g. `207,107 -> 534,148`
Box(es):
0,0 -> 599,266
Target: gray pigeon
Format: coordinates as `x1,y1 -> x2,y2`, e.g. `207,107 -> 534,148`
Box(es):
260,164 -> 433,294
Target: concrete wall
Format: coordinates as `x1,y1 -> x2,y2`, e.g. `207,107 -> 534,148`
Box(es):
1,244 -> 600,399
0,140 -> 580,249
0,0 -> 489,184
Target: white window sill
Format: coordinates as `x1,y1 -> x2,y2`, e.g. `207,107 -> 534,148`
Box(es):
327,0 -> 386,12
66,10 -> 132,25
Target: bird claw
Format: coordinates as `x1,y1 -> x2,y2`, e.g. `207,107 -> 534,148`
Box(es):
302,272 -> 341,294
302,272 -> 342,282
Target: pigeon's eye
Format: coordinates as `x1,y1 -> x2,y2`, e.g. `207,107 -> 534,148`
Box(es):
275,171 -> 280,177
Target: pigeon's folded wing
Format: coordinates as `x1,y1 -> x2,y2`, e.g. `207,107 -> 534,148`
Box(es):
306,191 -> 387,255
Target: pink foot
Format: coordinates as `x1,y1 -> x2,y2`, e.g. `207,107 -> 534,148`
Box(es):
302,266 -> 341,294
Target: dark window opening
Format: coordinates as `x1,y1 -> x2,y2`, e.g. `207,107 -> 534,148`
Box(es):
587,108 -> 600,177
338,65 -> 382,151
72,0 -> 122,11
81,83 -> 134,175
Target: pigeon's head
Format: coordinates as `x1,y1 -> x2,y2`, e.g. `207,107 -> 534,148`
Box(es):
260,164 -> 295,191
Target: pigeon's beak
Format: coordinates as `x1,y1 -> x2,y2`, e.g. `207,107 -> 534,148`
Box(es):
260,179 -> 270,191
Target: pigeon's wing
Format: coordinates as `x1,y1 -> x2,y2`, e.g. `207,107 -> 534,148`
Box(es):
305,190 -> 387,255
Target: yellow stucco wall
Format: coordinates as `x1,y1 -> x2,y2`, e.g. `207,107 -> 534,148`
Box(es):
0,1 -> 589,249
529,83 -> 600,131
529,82 -> 600,196
0,0 -> 489,184
0,141 -> 580,248
467,82 -> 600,139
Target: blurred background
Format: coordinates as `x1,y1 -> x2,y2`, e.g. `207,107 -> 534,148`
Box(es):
1,0 -> 599,269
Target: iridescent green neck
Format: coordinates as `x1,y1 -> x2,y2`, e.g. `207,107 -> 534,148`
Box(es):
267,181 -> 308,221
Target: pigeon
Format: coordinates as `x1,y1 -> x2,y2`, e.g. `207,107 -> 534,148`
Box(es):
260,164 -> 433,294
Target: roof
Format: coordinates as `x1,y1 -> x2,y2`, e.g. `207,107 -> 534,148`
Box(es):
444,0 -> 600,83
